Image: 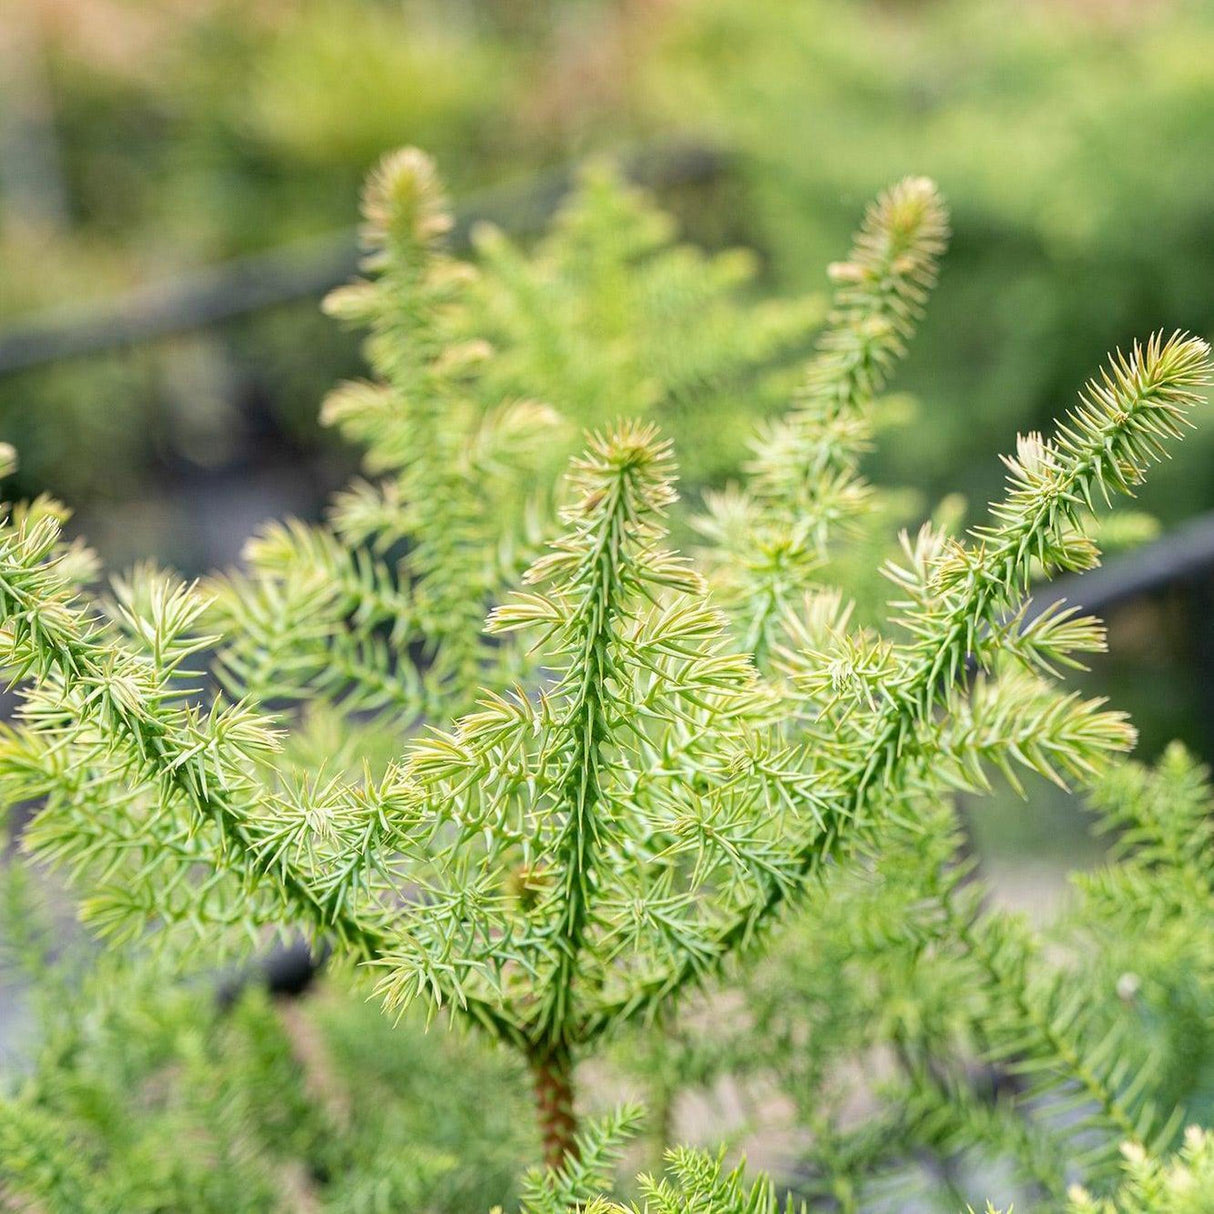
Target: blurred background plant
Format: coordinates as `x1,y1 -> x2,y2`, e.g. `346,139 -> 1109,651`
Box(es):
0,865 -> 537,1212
643,0 -> 1214,517
7,0 -> 1214,500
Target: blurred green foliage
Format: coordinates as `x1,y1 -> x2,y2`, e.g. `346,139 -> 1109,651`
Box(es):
463,162 -> 822,487
1,0 -> 601,508
643,0 -> 1214,517
7,0 -> 1214,524
0,866 -> 534,1213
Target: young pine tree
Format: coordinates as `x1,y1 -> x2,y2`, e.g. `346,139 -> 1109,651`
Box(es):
0,148 -> 1210,1210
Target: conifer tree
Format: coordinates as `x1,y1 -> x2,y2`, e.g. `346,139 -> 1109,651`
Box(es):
0,147 -> 1210,1210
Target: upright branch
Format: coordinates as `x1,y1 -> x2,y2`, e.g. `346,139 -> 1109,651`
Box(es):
400,422 -> 784,1160
748,175 -> 949,504
514,429 -> 676,1163
212,147 -> 563,721
518,430 -> 677,1047
699,176 -> 949,662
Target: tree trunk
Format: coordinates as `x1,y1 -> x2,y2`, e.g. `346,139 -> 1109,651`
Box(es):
530,1047 -> 578,1170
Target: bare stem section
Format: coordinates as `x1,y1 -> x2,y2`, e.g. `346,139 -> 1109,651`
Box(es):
530,1049 -> 579,1171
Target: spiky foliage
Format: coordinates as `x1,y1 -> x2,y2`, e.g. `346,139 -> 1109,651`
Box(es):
581,332 -> 1209,1062
697,175 -> 948,661
0,147 -> 1211,1212
519,1108 -> 797,1214
1066,1128 -> 1214,1214
207,147 -> 821,741
517,1104 -> 647,1214
370,419 -> 815,1161
213,147 -> 563,719
602,732 -> 1214,1209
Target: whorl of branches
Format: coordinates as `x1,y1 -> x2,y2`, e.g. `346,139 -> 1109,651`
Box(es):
0,146 -> 1210,1204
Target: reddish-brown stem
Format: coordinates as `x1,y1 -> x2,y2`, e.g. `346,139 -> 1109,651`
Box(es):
530,1048 -> 578,1170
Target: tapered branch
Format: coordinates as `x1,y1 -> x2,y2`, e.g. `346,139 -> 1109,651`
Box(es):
531,464 -> 636,1048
